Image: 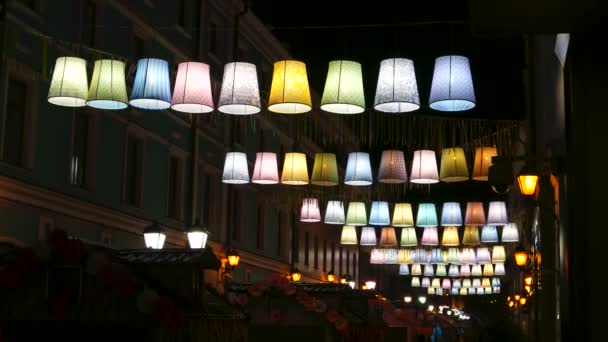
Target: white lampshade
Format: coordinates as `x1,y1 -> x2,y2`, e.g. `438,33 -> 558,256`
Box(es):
481,226 -> 499,243
411,277 -> 421,287
441,226 -> 460,246
360,227 -> 377,246
487,201 -> 508,226
300,198 -> 321,222
374,58 -> 420,113
429,55 -> 476,112
482,278 -> 491,288
399,264 -> 410,275
340,226 -> 358,245
144,222 -> 165,249
417,203 -> 438,227
222,152 -> 249,184
434,288 -> 442,296
476,248 -> 492,265
251,152 -> 279,184
379,227 -> 398,247
431,249 -> 444,264
460,288 -> 468,296
471,264 -> 482,277
187,224 -> 209,249
441,278 -> 451,289
462,278 -> 472,289
369,201 -> 391,225
365,281 -> 377,290
398,249 -> 411,264
436,264 -> 447,277
218,62 -> 261,115
392,203 -> 414,227
421,227 -> 439,246
424,264 -> 435,277
325,201 -> 345,225
411,264 -> 422,276
344,152 -> 373,186
492,245 -> 506,263
492,277 -> 501,287
470,288 -> 477,295
346,202 -> 367,226
447,248 -> 460,264
460,265 -> 471,277
48,57 -> 88,107
431,278 -> 441,288
410,150 -> 439,184
370,248 -> 384,264
494,263 -> 506,276
459,248 -> 476,265
501,223 -> 520,243
400,227 -> 418,247
493,286 -> 501,294
483,264 -> 494,277
453,279 -> 462,289
451,288 -> 459,296
449,265 -> 460,277
383,249 -> 399,264
465,202 -> 486,226
441,202 -> 463,226
421,277 -> 431,288
472,278 -> 482,289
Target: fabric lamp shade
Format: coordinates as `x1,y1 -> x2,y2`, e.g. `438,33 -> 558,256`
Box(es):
492,278 -> 501,287
460,249 -> 476,265
431,278 -> 441,288
421,227 -> 439,246
462,278 -> 472,289
441,202 -> 463,226
311,153 -> 339,186
374,58 -> 420,113
398,249 -> 411,264
472,147 -> 498,181
452,279 -> 462,288
492,286 -> 501,294
449,265 -> 460,277
222,152 -> 249,184
460,265 -> 471,278
442,278 -> 452,289
325,201 -> 345,224
300,198 -> 321,222
476,248 -> 492,264
268,60 -> 312,114
379,227 -> 398,247
463,226 -> 481,246
346,202 -> 367,226
482,278 -> 491,288
129,58 -> 172,110
483,287 -> 492,295
465,202 -> 486,226
369,201 -> 391,225
487,201 -> 508,226
424,265 -> 435,277
428,287 -> 437,295
344,152 -> 373,186
483,264 -> 494,277
417,203 -> 438,227
340,226 -> 358,245
360,227 -> 377,246
378,150 -> 408,183
171,62 -> 214,113
451,288 -> 459,295
470,288 -> 478,295
411,277 -> 421,287
411,264 -> 422,276
251,152 -> 279,184
441,226 -> 460,246
494,263 -> 506,276
460,288 -> 468,296
436,265 -> 447,277
393,203 -> 414,227
86,59 -> 128,110
440,147 -> 469,182
447,248 -> 460,264
501,223 -> 520,243
399,264 -> 410,275
281,153 -> 309,185
48,57 -> 88,107
370,249 -> 384,264
400,227 -> 418,247
410,150 -> 439,184
383,249 -> 398,264
320,60 -> 365,114
218,62 -> 261,115
436,288 -> 444,296
421,277 -> 431,288
429,55 -> 476,111
481,226 -> 499,243
492,245 -> 506,263
430,248 -> 444,264
471,265 -> 482,277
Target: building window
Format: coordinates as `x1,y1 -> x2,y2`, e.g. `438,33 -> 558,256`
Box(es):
313,236 -> 319,269
323,240 -> 327,272
209,22 -> 218,56
256,205 -> 265,250
3,78 -> 27,166
81,1 -> 97,47
167,154 -> 183,220
69,112 -> 89,186
304,232 -> 309,266
124,134 -> 143,207
176,0 -> 187,29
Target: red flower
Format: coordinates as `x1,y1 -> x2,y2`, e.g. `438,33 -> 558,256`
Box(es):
270,309 -> 282,322
326,310 -> 339,323
314,300 -> 328,313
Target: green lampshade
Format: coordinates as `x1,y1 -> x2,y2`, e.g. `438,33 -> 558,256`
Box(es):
311,153 -> 339,186
416,203 -> 438,227
320,60 -> 365,114
87,59 -> 129,110
346,202 -> 367,226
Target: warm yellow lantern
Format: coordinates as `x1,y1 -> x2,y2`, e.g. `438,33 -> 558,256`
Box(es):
340,275 -> 347,284
311,153 -> 339,186
520,297 -> 527,305
268,60 -> 312,114
472,147 -> 497,181
291,269 -> 302,282
524,275 -> 533,286
281,153 -> 309,185
227,248 -> 240,267
514,245 -> 528,267
327,271 -> 336,283
517,164 -> 538,196
440,147 -> 469,182
514,294 -> 521,301
508,301 -> 514,308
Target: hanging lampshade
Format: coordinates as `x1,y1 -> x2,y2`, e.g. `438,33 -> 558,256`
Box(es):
472,147 -> 498,181
441,227 -> 460,246
379,227 -> 398,247
436,264 -> 447,277
251,152 -> 279,184
421,277 -> 431,288
320,60 -> 365,114
451,288 -> 459,296
187,222 -> 209,249
493,286 -> 501,294
442,250 -> 449,265
463,226 -> 481,246
483,264 -> 494,277
492,278 -> 501,287
383,249 -> 398,264
48,57 -> 88,107
400,227 -> 418,247
492,245 -> 506,263
471,264 -> 482,277
340,226 -> 358,245
417,203 -> 438,227
464,202 -> 486,226
501,223 -> 520,243
218,62 -> 261,115
470,288 -> 478,295
427,287 -> 436,295
476,247 -> 492,265
494,263 -> 506,276
431,278 -> 441,289
460,265 -> 471,278
484,287 -> 492,295
439,147 -> 469,182
393,203 -> 414,227
447,248 -> 460,264
429,55 -> 476,111
369,201 -> 391,226
399,264 -> 410,275
410,150 -> 439,184
460,248 -> 476,265
424,264 -> 435,277
417,249 -> 431,264
411,264 -> 422,276
86,59 -> 128,110
311,153 -> 339,186
268,60 -> 312,114
144,222 -> 166,249
344,152 -> 373,186
428,249 -> 440,265
487,201 -> 508,226
462,278 -> 472,289
411,277 -> 421,287
398,249 -> 411,264
360,227 -> 377,246
370,248 -> 384,264
324,201 -> 345,225
441,202 -> 463,226
481,278 -> 491,288
346,202 -> 367,226
129,58 -> 172,110
374,58 -> 420,113
481,226 -> 499,243
171,62 -> 214,113
460,288 -> 468,296
421,227 -> 439,246
281,153 -> 309,185
222,152 -> 249,184
441,278 -> 452,289
300,198 -> 321,222
378,150 -> 408,183
449,265 -> 460,277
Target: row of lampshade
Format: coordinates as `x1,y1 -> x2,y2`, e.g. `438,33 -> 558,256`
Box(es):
223,147 -> 497,185
399,263 -> 506,278
428,287 -> 501,296
367,246 -> 508,265
414,278 -> 502,296
47,55 -> 475,113
301,200 -> 510,227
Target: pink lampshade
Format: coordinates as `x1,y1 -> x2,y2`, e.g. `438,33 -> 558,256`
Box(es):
251,152 -> 279,184
171,62 -> 214,113
300,198 -> 321,222
464,202 -> 486,226
421,227 -> 439,246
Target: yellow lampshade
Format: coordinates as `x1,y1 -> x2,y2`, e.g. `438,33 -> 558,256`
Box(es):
268,60 -> 312,114
514,251 -> 528,266
462,226 -> 480,246
311,153 -> 339,186
472,147 -> 497,181
518,174 -> 538,196
524,275 -> 533,286
48,57 -> 88,107
281,153 -> 309,185
291,270 -> 302,282
227,248 -> 240,267
441,226 -> 460,246
440,147 -> 469,182
340,225 -> 358,245
392,203 -> 414,227
87,59 -> 128,110
327,272 -> 336,283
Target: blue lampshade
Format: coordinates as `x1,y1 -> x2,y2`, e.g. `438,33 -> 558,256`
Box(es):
369,201 -> 391,226
416,203 -> 438,227
440,202 -> 462,226
344,152 -> 373,186
429,55 -> 476,111
480,226 -> 499,243
129,58 -> 172,110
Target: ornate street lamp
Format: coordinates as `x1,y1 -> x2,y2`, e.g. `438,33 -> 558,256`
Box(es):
144,221 -> 166,249
187,221 -> 209,249
291,268 -> 302,282
517,163 -> 539,196
327,270 -> 336,283
514,245 -> 529,267
226,248 -> 240,268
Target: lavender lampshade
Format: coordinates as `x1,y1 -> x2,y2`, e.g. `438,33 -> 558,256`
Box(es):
487,201 -> 508,226
300,198 -> 321,222
421,227 -> 439,246
429,55 -> 476,111
360,227 -> 377,246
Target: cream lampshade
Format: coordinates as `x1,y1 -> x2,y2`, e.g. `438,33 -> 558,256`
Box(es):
411,264 -> 422,276
472,278 -> 482,288
492,245 -> 506,263
48,57 -> 88,107
471,264 -> 482,277
393,203 -> 414,227
410,150 -> 439,184
431,278 -> 441,289
411,277 -> 421,287
340,226 -> 358,245
460,288 -> 468,296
